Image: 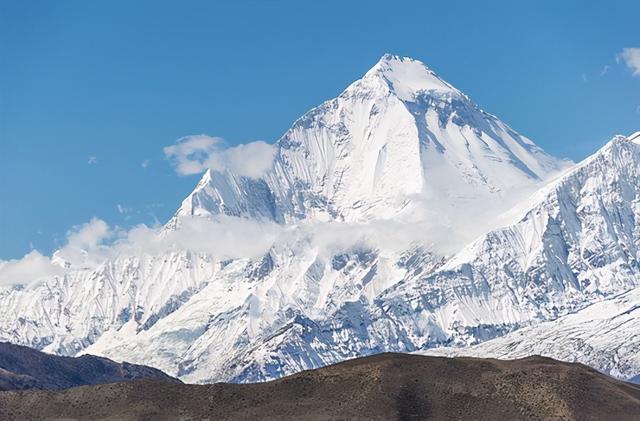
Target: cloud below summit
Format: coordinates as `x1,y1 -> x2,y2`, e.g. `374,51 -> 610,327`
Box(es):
0,251 -> 63,286
164,135 -> 276,178
0,216 -> 281,286
0,210 -> 455,286
0,218 -> 112,285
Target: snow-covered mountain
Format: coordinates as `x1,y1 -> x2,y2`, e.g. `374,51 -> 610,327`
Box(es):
175,54 -> 567,241
418,134 -> 640,384
420,286 -> 640,383
0,55 -> 638,385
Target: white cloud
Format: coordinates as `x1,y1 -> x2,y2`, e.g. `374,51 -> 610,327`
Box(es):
0,219 -> 113,285
119,216 -> 281,260
53,218 -> 113,269
0,184 -> 505,286
163,135 -> 220,175
0,215 -> 283,286
163,135 -> 276,178
87,156 -> 98,165
141,159 -> 150,169
209,141 -> 277,179
600,65 -> 610,76
617,48 -> 640,76
0,251 -> 64,286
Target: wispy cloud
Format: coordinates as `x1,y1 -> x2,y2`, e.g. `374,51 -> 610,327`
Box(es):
116,204 -> 135,221
122,216 -> 282,259
600,65 -> 610,76
581,73 -> 588,83
617,48 -> 640,76
87,156 -> 98,165
141,159 -> 150,169
116,204 -> 133,215
163,135 -> 277,178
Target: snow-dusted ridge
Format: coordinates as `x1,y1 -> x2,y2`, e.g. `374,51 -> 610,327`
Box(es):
420,287 -> 640,383
0,54 -> 638,384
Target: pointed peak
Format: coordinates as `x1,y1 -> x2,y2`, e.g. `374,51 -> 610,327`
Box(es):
608,133 -> 640,148
364,54 -> 460,101
376,53 -> 422,66
193,169 -> 213,190
572,134 -> 640,175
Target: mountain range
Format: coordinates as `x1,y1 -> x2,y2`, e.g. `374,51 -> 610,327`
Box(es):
0,54 -> 638,385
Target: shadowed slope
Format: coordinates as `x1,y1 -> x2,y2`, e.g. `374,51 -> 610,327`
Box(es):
0,342 -> 179,391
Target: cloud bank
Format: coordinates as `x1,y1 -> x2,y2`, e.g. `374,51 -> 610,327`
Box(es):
0,212 -> 447,287
0,216 -> 283,286
0,251 -> 64,286
164,135 -> 277,178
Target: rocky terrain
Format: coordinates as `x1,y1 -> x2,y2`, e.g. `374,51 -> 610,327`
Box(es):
0,353 -> 638,420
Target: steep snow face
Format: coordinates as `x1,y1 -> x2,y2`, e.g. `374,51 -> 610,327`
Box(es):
0,252 -> 220,355
412,136 -> 640,383
176,54 -> 569,247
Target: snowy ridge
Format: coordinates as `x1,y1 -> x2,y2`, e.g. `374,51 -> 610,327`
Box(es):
0,55 -> 638,385
0,251 -> 219,355
420,287 -> 640,383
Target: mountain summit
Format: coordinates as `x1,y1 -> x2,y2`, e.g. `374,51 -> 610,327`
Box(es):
363,54 -> 461,100
177,54 -> 570,237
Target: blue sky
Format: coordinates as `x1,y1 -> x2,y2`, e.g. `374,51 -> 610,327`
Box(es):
1,0 -> 639,259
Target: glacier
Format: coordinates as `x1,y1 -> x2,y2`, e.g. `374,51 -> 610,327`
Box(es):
0,54 -> 638,384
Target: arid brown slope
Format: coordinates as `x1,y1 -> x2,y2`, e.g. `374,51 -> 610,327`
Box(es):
0,353 -> 639,420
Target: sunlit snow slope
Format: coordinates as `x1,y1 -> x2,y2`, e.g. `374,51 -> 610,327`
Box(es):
421,287 -> 640,383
